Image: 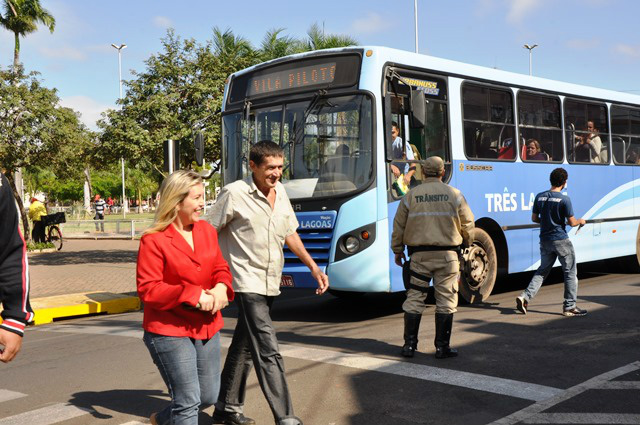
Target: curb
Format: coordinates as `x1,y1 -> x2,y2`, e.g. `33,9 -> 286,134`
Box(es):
28,292 -> 141,325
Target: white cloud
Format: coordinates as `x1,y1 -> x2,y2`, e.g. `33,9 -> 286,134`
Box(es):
506,0 -> 543,24
59,96 -> 112,130
38,46 -> 87,61
153,16 -> 173,29
351,12 -> 386,34
566,38 -> 600,50
613,44 -> 640,59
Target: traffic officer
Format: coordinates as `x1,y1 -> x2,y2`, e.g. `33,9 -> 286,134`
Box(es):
391,156 -> 474,359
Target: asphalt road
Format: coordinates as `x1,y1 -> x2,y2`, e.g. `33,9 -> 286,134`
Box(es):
1,265 -> 639,425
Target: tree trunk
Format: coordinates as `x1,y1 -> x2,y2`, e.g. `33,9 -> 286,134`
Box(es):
5,171 -> 30,241
13,32 -> 20,73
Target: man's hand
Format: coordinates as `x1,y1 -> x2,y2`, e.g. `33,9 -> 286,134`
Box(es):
390,164 -> 401,177
0,329 -> 23,363
311,268 -> 329,295
206,283 -> 230,313
403,173 -> 411,186
394,252 -> 405,267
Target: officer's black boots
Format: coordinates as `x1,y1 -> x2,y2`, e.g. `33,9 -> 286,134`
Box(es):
434,313 -> 458,359
401,313 -> 422,357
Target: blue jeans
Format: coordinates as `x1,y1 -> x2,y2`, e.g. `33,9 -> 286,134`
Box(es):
521,238 -> 578,310
143,331 -> 221,425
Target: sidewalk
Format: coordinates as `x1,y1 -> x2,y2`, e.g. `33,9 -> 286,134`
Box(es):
26,239 -> 141,325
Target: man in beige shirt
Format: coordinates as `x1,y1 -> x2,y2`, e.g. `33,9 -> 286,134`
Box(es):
209,140 -> 328,425
392,156 -> 474,359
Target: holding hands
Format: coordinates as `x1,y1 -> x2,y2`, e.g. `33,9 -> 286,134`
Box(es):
197,283 -> 230,313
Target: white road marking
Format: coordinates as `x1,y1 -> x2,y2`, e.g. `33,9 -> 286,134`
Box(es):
43,323 -> 562,402
0,390 -> 26,403
490,361 -> 640,425
522,413 -> 640,424
0,403 -> 92,425
120,421 -> 147,425
596,381 -> 640,389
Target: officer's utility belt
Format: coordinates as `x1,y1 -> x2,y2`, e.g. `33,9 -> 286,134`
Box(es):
407,245 -> 460,256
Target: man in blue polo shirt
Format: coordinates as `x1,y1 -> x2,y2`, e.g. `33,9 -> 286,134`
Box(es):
516,168 -> 587,317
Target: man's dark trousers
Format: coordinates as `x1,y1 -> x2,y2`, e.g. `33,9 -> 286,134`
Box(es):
217,292 -> 300,424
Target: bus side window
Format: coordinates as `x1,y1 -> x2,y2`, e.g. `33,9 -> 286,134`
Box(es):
462,83 -> 515,161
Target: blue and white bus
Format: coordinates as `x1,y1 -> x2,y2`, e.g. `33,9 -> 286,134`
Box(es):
220,46 -> 640,302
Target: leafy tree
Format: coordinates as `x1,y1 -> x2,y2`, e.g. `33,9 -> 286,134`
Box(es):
0,0 -> 55,70
97,26 -> 357,179
0,68 -> 91,237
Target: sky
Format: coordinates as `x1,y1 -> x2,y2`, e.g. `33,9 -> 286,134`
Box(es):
1,0 -> 639,130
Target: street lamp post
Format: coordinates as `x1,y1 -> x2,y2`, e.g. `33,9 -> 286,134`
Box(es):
523,43 -> 538,76
414,0 -> 419,53
111,43 -> 128,218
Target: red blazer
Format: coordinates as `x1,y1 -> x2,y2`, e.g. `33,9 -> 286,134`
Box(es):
136,220 -> 234,339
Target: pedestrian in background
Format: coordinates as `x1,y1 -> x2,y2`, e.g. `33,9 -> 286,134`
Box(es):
208,140 -> 329,425
28,196 -> 47,243
392,156 -> 474,359
516,168 -> 587,317
136,170 -> 234,425
93,194 -> 106,232
0,172 -> 34,363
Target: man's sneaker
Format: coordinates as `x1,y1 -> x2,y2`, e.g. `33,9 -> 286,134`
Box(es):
563,307 -> 587,317
516,296 -> 528,314
212,410 -> 256,425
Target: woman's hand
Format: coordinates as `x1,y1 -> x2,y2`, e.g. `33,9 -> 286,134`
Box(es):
206,283 -> 229,313
198,290 -> 215,311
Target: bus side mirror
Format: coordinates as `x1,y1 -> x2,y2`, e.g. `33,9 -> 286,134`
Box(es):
194,132 -> 204,166
409,88 -> 426,129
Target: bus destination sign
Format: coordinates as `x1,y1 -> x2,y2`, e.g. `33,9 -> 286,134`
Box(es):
247,62 -> 336,97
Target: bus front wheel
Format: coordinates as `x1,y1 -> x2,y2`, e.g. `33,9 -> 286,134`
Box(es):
459,228 -> 497,303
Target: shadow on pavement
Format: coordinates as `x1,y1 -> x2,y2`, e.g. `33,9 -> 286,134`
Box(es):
29,249 -> 137,266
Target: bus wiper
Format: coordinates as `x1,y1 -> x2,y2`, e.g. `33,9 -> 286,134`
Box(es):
243,99 -> 252,121
304,89 -> 327,121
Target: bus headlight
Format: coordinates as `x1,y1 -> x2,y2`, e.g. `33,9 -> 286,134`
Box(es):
344,236 -> 360,253
335,222 -> 376,261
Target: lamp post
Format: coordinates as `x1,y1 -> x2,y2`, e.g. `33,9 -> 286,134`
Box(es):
111,43 -> 128,217
414,0 -> 419,53
523,43 -> 538,76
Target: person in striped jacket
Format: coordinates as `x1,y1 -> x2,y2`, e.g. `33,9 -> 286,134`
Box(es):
0,172 -> 34,363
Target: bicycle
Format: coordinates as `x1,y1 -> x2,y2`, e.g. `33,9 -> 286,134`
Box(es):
42,212 -> 66,251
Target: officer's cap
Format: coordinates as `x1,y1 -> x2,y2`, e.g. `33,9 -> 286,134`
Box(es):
423,156 -> 445,176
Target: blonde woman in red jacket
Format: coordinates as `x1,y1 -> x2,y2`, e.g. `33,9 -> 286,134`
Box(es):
136,170 -> 234,425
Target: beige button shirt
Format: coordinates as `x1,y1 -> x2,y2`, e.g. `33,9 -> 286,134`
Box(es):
207,176 -> 299,296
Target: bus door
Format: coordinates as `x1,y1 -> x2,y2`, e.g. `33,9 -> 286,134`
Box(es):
384,69 -> 451,197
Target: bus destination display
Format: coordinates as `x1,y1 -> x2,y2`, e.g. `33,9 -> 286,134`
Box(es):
247,62 -> 336,97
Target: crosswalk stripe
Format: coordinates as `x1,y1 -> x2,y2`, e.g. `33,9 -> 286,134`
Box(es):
523,413 -> 640,424
277,342 -> 562,402
490,361 -> 640,425
596,381 -> 640,389
42,324 -> 562,402
0,403 -> 92,425
0,390 -> 26,403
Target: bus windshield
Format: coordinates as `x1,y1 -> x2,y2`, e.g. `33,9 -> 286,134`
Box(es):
223,93 -> 374,200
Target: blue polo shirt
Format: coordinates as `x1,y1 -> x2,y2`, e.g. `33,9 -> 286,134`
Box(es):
533,190 -> 574,241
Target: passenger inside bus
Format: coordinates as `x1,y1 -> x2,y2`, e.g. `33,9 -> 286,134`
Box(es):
390,121 -> 417,187
574,120 -> 603,163
525,139 -> 549,161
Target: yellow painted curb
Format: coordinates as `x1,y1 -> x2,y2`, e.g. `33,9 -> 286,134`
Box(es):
28,292 -> 141,325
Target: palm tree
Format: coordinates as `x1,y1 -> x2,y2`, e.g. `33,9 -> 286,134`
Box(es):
212,27 -> 256,64
303,23 -> 358,51
259,28 -> 299,61
0,0 -> 56,70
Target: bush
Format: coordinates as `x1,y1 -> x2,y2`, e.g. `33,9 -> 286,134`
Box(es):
27,241 -> 55,252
